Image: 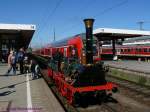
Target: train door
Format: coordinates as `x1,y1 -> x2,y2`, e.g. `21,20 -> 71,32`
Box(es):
116,48 -> 121,55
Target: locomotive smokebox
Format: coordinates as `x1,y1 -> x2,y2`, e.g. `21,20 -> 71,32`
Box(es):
84,19 -> 94,65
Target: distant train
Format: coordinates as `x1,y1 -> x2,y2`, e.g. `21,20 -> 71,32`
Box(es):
100,45 -> 150,60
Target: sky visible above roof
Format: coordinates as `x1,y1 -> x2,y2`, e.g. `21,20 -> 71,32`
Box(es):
0,0 -> 150,48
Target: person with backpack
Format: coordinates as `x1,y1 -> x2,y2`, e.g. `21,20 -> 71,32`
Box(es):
17,48 -> 25,74
6,50 -> 16,75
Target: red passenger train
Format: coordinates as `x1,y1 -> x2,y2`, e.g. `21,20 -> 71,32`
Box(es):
101,45 -> 150,60
35,33 -> 100,63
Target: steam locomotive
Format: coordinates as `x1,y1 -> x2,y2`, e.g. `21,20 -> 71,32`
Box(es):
34,19 -> 117,105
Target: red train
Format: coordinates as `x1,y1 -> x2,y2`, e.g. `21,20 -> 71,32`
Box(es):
101,45 -> 150,60
35,33 -> 100,63
34,33 -> 117,105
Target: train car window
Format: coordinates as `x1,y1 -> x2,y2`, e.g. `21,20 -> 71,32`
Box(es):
144,48 -> 147,52
117,49 -> 120,52
121,49 -> 123,52
136,48 -> 138,52
128,49 -> 130,52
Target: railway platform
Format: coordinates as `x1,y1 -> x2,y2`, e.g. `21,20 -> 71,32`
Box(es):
0,64 -> 65,112
104,60 -> 150,74
104,60 -> 150,87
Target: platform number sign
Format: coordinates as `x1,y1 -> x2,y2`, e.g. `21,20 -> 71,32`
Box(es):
31,25 -> 35,29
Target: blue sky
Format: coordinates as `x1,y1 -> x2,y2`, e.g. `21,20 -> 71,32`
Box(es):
0,0 -> 150,48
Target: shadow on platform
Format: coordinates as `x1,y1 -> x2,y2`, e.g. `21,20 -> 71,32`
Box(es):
0,77 -> 41,90
0,90 -> 16,96
0,73 -> 29,77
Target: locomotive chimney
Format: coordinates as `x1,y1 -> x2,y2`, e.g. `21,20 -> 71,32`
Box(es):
84,18 -> 95,65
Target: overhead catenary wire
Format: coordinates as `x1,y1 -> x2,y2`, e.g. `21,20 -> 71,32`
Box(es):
35,0 -> 63,47
93,0 -> 128,17
58,0 -> 128,38
33,0 -> 128,47
30,3 -> 53,48
48,0 -> 97,42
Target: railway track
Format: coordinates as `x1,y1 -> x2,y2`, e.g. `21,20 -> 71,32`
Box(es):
106,75 -> 150,96
106,74 -> 150,106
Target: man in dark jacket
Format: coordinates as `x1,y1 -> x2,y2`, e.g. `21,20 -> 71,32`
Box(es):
17,48 -> 25,74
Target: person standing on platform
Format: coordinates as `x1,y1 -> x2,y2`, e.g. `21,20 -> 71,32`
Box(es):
6,50 -> 16,75
17,48 -> 25,74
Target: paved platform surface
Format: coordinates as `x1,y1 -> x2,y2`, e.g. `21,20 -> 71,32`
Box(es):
0,64 -> 65,112
104,60 -> 150,74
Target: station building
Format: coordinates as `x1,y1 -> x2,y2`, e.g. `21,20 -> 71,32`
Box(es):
0,23 -> 36,62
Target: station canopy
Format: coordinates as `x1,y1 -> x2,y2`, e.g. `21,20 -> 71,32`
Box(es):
0,23 -> 36,49
93,28 -> 150,41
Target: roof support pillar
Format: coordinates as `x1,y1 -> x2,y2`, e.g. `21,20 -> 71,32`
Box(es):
112,39 -> 117,60
0,37 -> 1,61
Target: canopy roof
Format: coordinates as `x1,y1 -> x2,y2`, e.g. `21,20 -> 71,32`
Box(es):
93,28 -> 150,40
0,23 -> 36,48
